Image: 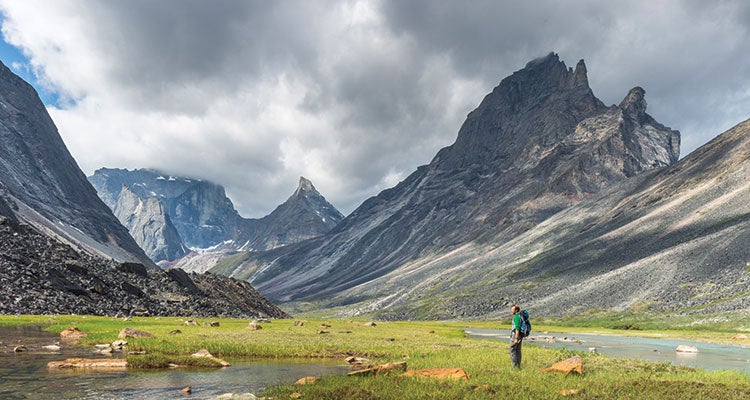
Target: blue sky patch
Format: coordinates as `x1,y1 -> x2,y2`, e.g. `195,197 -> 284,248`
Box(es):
0,21 -> 60,107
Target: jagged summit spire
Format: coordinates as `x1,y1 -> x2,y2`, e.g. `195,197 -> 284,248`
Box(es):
523,52 -> 561,69
295,176 -> 317,196
619,86 -> 647,119
433,53 -> 605,171
499,53 -> 593,101
572,59 -> 588,88
520,53 -> 590,89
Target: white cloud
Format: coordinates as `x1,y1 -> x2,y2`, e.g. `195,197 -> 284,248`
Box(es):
0,0 -> 748,217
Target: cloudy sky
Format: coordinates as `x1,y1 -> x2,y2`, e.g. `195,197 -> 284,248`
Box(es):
0,1 -> 748,217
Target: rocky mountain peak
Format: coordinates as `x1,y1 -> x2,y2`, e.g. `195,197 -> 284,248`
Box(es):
519,53 -> 589,91
511,52 -> 588,97
572,59 -> 588,88
269,176 -> 344,227
619,86 -> 647,120
294,176 -> 317,197
433,53 -> 605,171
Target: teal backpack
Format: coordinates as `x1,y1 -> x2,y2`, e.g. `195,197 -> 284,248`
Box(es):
519,310 -> 531,337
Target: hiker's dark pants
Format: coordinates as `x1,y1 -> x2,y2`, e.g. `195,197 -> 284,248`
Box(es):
509,333 -> 523,368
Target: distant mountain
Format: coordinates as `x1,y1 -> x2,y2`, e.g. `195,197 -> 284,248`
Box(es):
251,177 -> 345,250
215,53 -> 683,312
0,61 -> 152,266
89,169 -> 343,264
89,168 -> 241,249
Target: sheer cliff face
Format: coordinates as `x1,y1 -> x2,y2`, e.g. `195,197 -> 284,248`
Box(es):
0,61 -> 152,266
236,53 -> 681,303
113,186 -> 187,263
89,170 -> 344,262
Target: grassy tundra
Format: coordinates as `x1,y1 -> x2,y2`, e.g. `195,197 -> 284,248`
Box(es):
2,314 -> 750,399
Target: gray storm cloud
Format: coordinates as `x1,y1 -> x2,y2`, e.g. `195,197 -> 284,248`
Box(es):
0,0 -> 748,217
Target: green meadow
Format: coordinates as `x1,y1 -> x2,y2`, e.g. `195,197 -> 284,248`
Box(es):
2,314 -> 750,399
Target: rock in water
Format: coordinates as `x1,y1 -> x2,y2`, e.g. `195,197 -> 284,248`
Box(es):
676,345 -> 699,353
47,358 -> 128,369
60,327 -> 87,341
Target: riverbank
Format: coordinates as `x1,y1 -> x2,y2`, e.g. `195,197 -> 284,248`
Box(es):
2,315 -> 750,399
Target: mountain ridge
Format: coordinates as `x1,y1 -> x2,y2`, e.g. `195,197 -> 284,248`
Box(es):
216,53 -> 682,309
89,168 -> 344,264
376,117 -> 750,319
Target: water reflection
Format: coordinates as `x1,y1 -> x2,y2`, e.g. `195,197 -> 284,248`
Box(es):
0,325 -> 347,399
466,328 -> 750,374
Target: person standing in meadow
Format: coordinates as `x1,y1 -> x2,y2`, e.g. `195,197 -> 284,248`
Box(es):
509,304 -> 523,368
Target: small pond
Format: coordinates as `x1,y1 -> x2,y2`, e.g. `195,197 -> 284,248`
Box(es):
0,325 -> 348,399
466,328 -> 750,374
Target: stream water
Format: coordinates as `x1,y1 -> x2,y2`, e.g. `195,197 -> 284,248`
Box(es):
466,328 -> 750,374
0,325 -> 348,399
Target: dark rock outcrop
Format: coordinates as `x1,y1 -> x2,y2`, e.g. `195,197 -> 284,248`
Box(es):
0,217 -> 288,318
224,53 -> 680,304
0,61 -> 152,265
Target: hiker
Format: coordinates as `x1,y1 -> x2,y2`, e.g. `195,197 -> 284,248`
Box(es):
510,304 -> 523,368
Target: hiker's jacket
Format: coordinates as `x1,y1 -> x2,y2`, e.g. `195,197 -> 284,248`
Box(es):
511,313 -> 521,333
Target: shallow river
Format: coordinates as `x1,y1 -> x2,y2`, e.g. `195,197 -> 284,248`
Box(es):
466,328 -> 750,374
0,325 -> 347,399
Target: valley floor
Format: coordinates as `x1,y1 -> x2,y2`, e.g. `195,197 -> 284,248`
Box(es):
2,315 -> 750,399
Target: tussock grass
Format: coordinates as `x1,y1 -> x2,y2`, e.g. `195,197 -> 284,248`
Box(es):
3,314 -> 750,399
126,353 -> 227,369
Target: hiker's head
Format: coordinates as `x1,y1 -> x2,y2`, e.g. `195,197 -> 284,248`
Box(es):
511,304 -> 520,314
